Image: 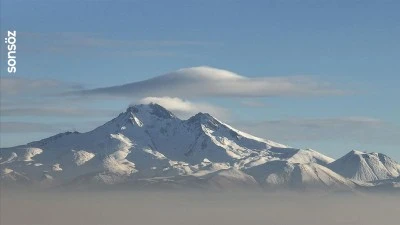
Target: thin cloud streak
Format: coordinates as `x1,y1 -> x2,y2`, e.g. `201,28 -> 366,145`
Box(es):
0,77 -> 119,119
0,77 -> 83,96
0,122 -> 61,133
234,117 -> 400,145
15,32 -> 218,57
1,107 -> 118,118
19,32 -> 216,48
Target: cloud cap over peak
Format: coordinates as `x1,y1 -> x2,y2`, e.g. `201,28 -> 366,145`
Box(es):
79,66 -> 345,98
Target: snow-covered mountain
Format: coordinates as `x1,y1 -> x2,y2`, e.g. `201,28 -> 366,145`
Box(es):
328,150 -> 400,182
1,104 -> 398,192
244,160 -> 356,191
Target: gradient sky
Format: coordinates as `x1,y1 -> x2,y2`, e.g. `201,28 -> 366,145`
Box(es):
1,0 -> 399,160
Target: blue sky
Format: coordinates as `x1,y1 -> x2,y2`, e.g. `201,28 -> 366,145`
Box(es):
1,0 -> 399,160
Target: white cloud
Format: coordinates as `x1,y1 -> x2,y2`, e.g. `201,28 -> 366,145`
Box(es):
79,66 -> 345,98
138,97 -> 229,119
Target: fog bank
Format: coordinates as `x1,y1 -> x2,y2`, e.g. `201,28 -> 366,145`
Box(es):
1,190 -> 399,225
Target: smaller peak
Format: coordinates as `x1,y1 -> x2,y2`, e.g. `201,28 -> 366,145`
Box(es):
186,112 -> 222,132
348,150 -> 384,157
27,131 -> 80,147
194,112 -> 213,118
349,150 -> 365,155
343,150 -> 378,160
351,150 -> 362,154
187,112 -> 217,124
338,150 -> 364,160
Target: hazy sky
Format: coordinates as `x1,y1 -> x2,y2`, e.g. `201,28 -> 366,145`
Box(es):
1,0 -> 399,160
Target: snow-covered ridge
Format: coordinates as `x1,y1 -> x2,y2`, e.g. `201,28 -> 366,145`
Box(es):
0,103 -> 398,192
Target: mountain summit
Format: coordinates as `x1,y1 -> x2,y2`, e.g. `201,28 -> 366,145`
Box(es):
1,104 -> 399,192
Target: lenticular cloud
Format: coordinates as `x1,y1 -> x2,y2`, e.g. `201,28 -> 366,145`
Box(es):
79,66 -> 344,98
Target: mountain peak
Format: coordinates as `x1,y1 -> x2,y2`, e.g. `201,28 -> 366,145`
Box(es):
126,103 -> 176,119
343,150 -> 365,157
346,150 -> 383,159
193,112 -> 215,120
186,112 -> 220,126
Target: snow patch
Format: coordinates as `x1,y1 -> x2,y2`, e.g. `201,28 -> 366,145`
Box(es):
22,148 -> 43,161
1,168 -> 14,175
52,164 -> 63,171
72,150 -> 95,166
